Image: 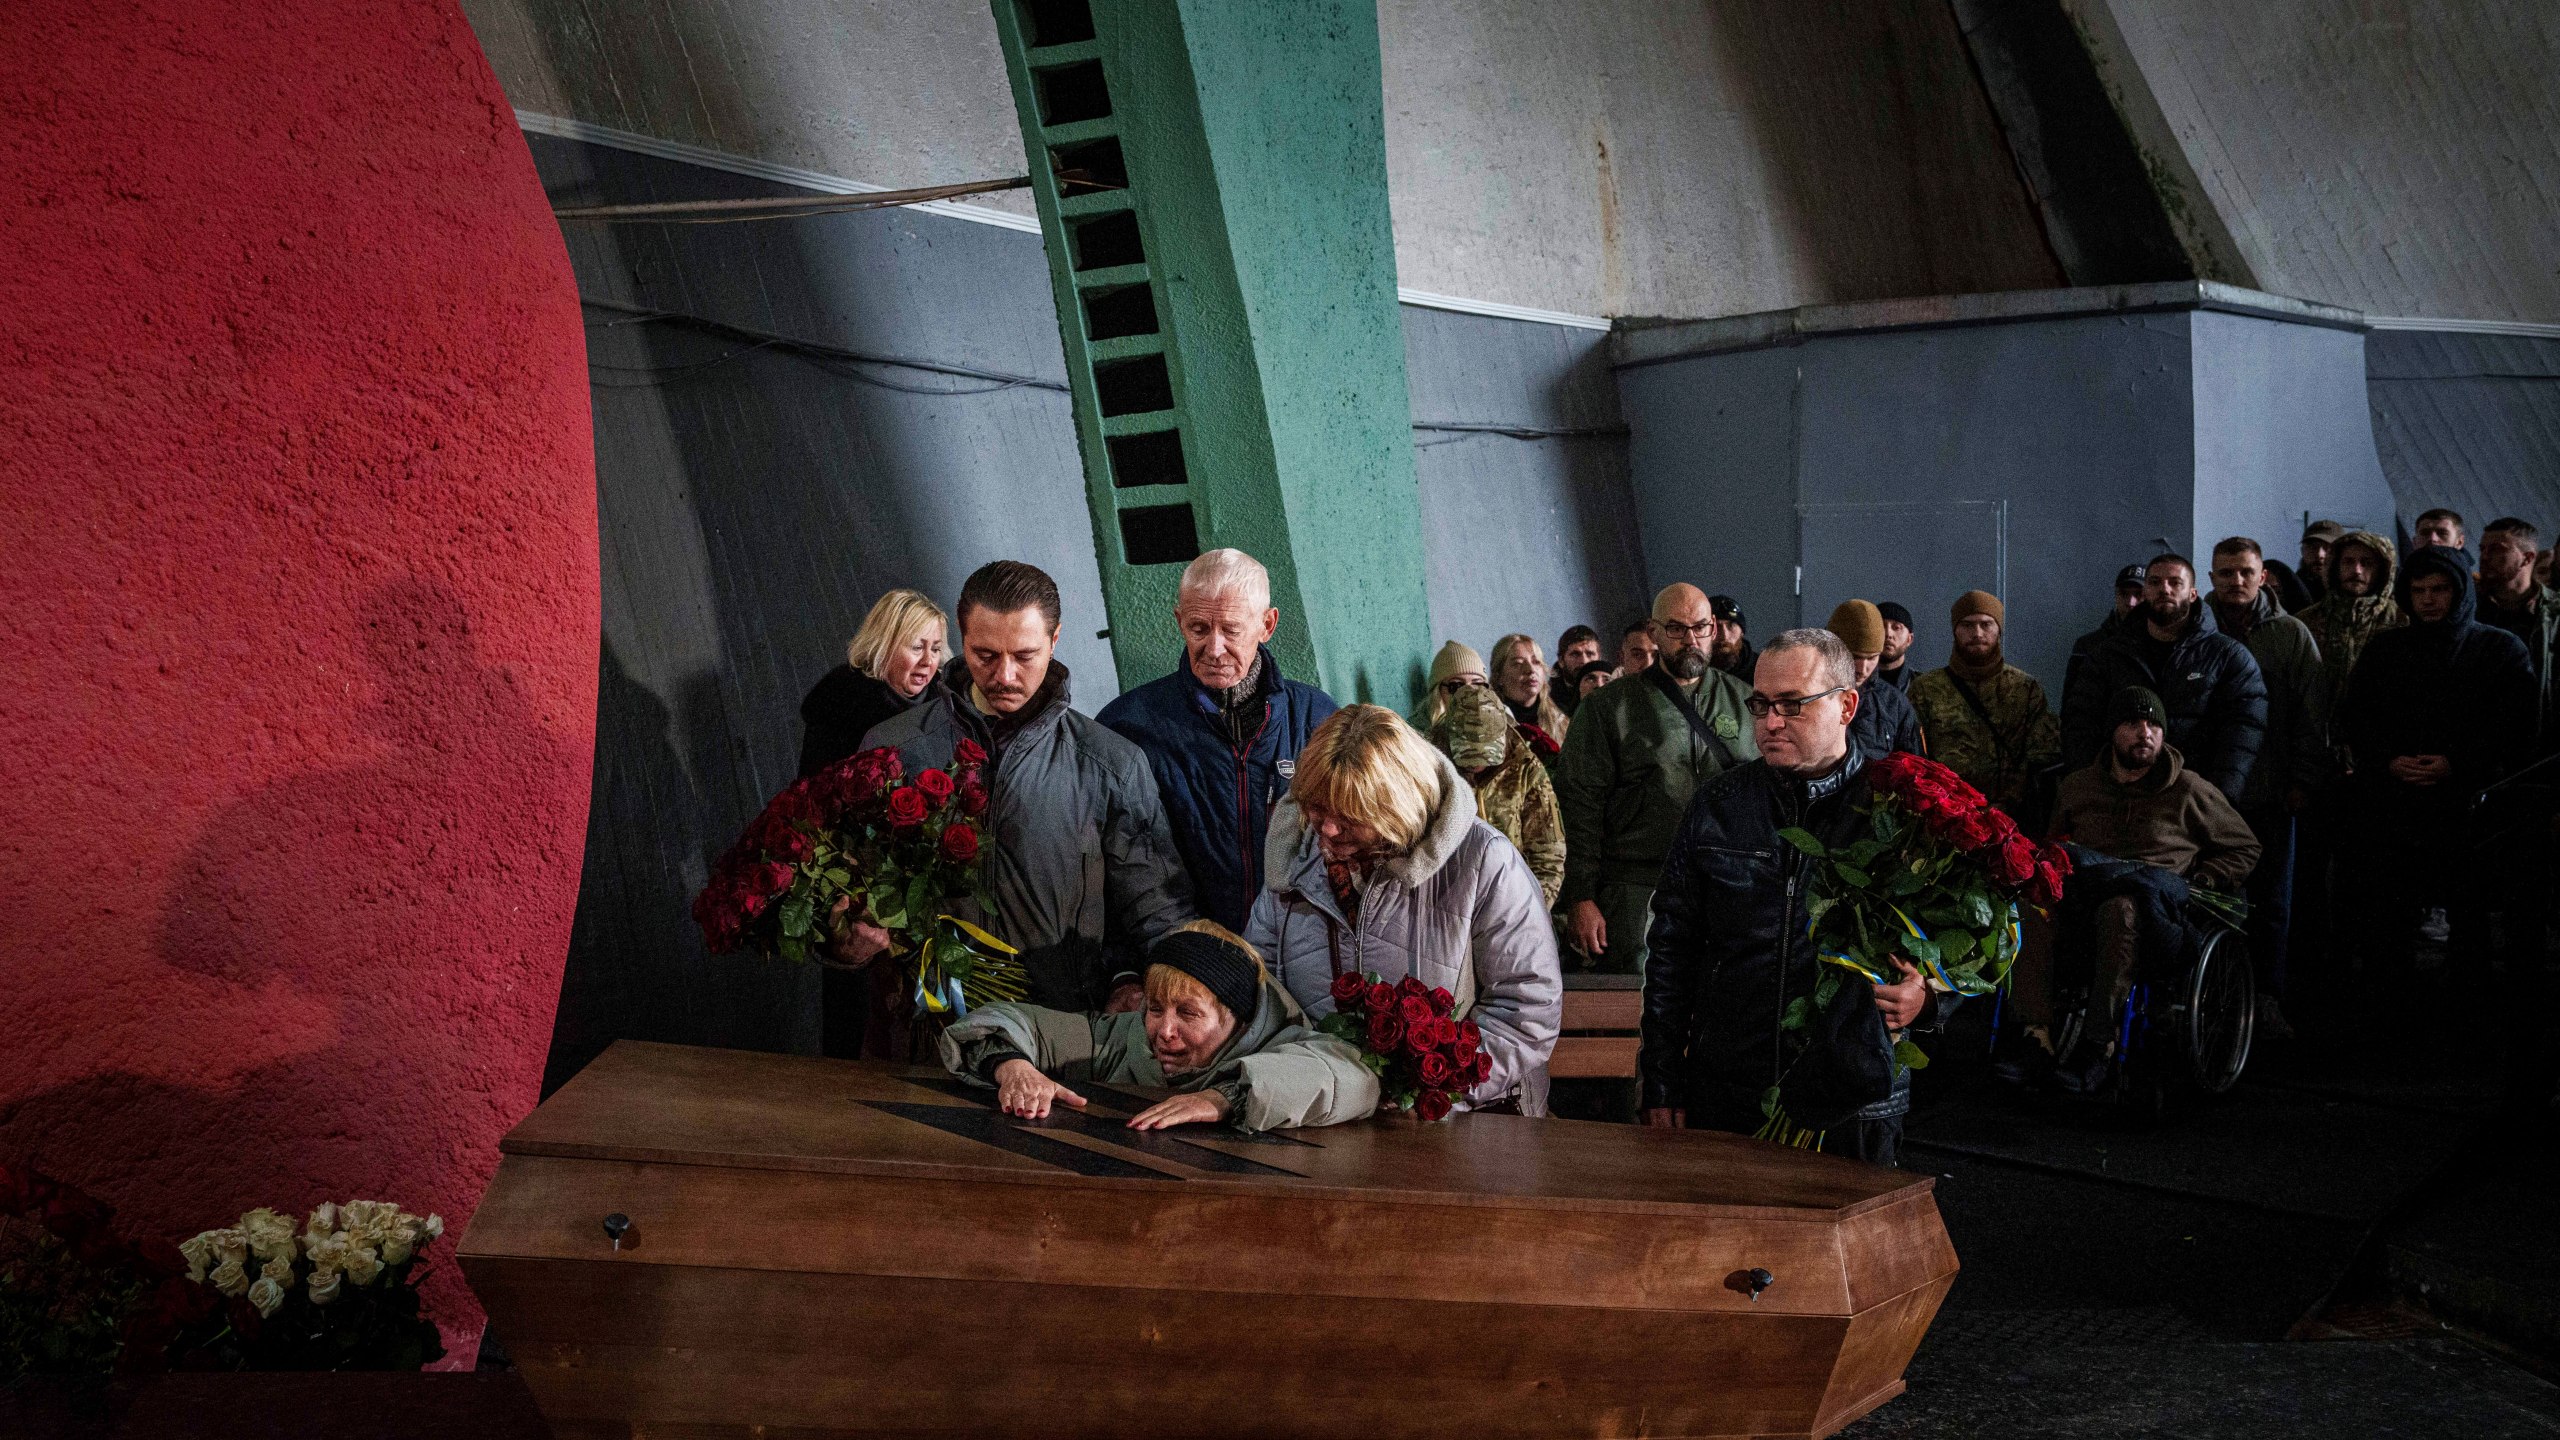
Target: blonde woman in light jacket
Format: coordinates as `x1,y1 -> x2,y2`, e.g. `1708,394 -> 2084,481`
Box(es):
1244,705 -> 1563,1114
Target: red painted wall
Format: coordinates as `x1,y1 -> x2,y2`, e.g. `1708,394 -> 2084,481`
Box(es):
0,0 -> 597,1362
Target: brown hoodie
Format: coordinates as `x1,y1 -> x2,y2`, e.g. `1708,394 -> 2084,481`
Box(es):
2051,743 -> 2261,891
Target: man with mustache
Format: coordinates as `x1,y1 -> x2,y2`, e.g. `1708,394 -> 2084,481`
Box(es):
2061,553 -> 2268,803
858,560 -> 1193,1014
1554,583 -> 1757,977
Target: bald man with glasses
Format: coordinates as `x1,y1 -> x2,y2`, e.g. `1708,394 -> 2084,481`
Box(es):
1553,584 -> 1759,978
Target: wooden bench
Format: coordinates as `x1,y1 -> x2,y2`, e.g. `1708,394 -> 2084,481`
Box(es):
1552,972 -> 1643,1079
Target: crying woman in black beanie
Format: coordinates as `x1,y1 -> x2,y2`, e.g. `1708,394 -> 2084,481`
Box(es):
938,921 -> 1380,1133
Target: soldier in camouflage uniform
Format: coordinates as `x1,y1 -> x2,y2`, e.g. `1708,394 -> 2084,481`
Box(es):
2297,530 -> 2402,718
1430,686 -> 1565,906
1909,590 -> 2061,821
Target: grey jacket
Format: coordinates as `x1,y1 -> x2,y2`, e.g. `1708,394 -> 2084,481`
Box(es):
936,972 -> 1379,1132
2215,591 -> 2329,807
1245,749 -> 1563,1114
863,660 -> 1194,1011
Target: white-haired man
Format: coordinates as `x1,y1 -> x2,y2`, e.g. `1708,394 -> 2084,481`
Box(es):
1640,628 -> 1947,1166
1099,549 -> 1339,931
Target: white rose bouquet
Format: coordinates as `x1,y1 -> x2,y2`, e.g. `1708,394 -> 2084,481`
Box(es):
173,1199 -> 446,1370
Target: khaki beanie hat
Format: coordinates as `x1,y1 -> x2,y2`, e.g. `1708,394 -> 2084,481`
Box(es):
1951,590 -> 2005,627
1427,640 -> 1487,690
1825,599 -> 1885,656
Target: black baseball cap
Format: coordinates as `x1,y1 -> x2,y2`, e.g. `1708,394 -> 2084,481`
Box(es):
1709,594 -> 1745,626
2114,563 -> 2148,592
1875,601 -> 1913,628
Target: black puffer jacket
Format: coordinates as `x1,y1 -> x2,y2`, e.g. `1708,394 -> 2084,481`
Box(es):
2338,546 -> 2536,822
1640,753 -> 1950,1120
2061,599 -> 2268,801
1850,674 -> 1926,760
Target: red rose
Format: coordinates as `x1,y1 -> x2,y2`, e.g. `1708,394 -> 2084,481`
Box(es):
886,785 -> 929,828
1399,993 -> 1435,1028
768,824 -> 815,863
731,884 -> 775,925
1397,975 -> 1428,999
1943,808 -> 1999,850
752,861 -> 799,896
954,738 -> 988,768
959,783 -> 989,817
1995,834 -> 2037,887
1412,1015 -> 1453,1050
1428,986 -> 1454,1015
1458,1019 -> 1482,1047
1365,980 -> 1398,1014
1415,1090 -> 1454,1122
1330,972 -> 1368,1007
915,767 -> 956,802
1417,1051 -> 1455,1088
939,822 -> 981,864
1366,1010 -> 1405,1052
848,748 -> 903,802
1453,1033 -> 1478,1067
1468,1052 -> 1494,1085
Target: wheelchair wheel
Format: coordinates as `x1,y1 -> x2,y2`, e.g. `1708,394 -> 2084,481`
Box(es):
2174,926 -> 2254,1095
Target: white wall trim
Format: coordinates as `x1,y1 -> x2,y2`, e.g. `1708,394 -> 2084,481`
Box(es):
516,109 -> 1616,333
2365,315 -> 2560,340
514,109 -> 1045,233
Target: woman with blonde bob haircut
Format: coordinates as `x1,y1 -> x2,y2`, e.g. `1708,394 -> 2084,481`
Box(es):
798,588 -> 948,779
1488,633 -> 1571,761
938,920 -> 1379,1132
1246,705 -> 1562,1113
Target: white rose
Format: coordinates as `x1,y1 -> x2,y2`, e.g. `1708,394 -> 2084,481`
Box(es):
208,1258 -> 250,1297
306,1201 -> 339,1236
341,1201 -> 393,1233
240,1208 -> 297,1263
307,1268 -> 343,1307
247,1275 -> 285,1318
379,1230 -> 415,1267
303,1232 -> 348,1273
179,1233 -> 217,1284
420,1214 -> 444,1242
342,1245 -> 383,1287
260,1253 -> 295,1289
207,1228 -> 249,1265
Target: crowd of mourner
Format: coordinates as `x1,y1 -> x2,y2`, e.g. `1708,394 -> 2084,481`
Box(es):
790,507 -> 2558,1164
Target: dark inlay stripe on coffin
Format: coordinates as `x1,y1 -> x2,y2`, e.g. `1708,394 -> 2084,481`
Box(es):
1069,1083 -> 1321,1147
894,1079 -> 1310,1174
860,1102 -> 1171,1180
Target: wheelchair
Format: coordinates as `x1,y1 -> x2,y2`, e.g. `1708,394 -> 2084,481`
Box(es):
1999,889 -> 2256,1119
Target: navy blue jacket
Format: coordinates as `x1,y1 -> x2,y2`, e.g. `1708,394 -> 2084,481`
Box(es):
1098,649 -> 1338,932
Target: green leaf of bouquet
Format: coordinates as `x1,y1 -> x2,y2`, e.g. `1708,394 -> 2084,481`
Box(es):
1890,867 -> 1927,896
1901,935 -> 1941,963
824,868 -> 852,886
779,897 -> 814,939
1892,1039 -> 1932,1071
1806,895 -> 1835,924
1939,930 -> 1976,961
1760,1085 -> 1783,1119
1964,891 -> 1994,928
1780,996 -> 1812,1031
1834,864 -> 1871,887
1776,827 -> 1827,858
1812,970 -> 1842,1007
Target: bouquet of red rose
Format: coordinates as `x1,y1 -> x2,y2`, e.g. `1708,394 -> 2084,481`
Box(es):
693,740 -> 1025,1015
1773,751 -> 2070,1109
1318,972 -> 1491,1122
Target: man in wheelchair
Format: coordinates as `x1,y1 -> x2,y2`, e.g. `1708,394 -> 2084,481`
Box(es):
2002,687 -> 2261,1096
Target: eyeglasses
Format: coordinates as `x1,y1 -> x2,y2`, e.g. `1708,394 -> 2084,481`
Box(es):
1745,685 -> 1849,719
1656,620 -> 1717,641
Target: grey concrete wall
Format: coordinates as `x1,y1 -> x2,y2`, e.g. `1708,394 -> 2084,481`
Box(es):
462,0 -> 2061,322
2070,0 -> 2560,323
1404,305 -> 1646,670
533,132 -> 1635,1080
2368,329 -> 2560,536
2189,311 -> 2399,550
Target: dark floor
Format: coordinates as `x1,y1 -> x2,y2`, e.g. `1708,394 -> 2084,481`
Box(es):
1843,976 -> 2560,1439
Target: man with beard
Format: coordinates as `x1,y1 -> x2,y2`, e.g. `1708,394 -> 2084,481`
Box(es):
1099,549 -> 1337,932
2005,688 -> 2260,1094
1551,625 -> 1603,717
1708,594 -> 1756,680
856,561 -> 1194,1014
2477,518 -> 2556,749
1824,599 -> 1926,757
2335,547 -> 2536,977
1874,602 -> 1917,692
1912,590 -> 2061,820
2294,519 -> 2345,611
1640,629 -> 1945,1165
2207,537 -> 2326,1040
2065,564 -> 2150,704
1555,583 -> 1757,975
2062,554 -> 2267,803
2299,531 -> 2403,716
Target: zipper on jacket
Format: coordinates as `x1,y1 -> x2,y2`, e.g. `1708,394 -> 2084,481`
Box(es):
1236,707 -> 1272,907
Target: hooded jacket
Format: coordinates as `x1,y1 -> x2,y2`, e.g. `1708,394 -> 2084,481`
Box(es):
936,969 -> 1379,1133
1553,667 -> 1759,906
2061,597 -> 2268,802
1849,673 -> 1927,760
863,659 -> 1194,1011
2299,530 -> 2404,716
1097,646 -> 1337,933
1245,748 -> 1562,1114
2211,588 -> 2329,807
2050,744 -> 2261,890
1639,750 -> 1952,1121
1430,696 -> 1567,908
2337,546 -> 2537,815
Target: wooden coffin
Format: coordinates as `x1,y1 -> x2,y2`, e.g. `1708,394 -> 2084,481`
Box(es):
461,1041 -> 1956,1440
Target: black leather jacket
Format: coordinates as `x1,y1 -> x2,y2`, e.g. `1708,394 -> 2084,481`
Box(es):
1640,752 -> 1948,1119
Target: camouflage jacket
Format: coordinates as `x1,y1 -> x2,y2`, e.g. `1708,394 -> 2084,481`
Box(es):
1467,744 -> 1566,908
1908,664 -> 2061,818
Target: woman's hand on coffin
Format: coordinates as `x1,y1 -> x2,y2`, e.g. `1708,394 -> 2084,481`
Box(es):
1126,1090 -> 1229,1130
994,1058 -> 1086,1119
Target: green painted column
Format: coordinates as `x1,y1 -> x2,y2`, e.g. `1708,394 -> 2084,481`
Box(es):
991,0 -> 1431,706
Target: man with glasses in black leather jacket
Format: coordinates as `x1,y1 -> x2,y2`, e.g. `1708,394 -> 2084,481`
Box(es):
1639,628 -> 1947,1166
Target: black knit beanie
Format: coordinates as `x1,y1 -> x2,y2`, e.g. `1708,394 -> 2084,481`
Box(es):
1147,930 -> 1261,1022
2108,686 -> 2168,730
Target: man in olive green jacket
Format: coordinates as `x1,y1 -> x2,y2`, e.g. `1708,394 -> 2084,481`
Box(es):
1554,584 -> 1758,974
